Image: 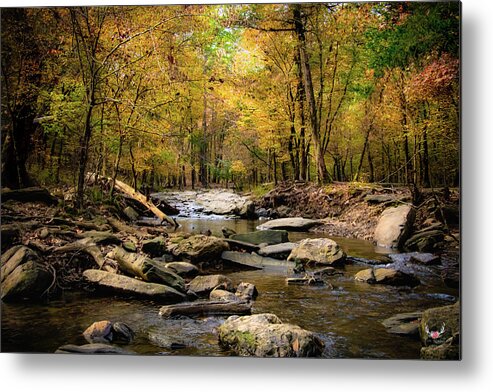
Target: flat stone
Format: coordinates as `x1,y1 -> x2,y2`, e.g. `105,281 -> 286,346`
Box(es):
221,251 -> 294,270
382,312 -> 423,337
83,269 -> 186,302
55,343 -> 134,355
354,268 -> 420,286
256,218 -> 322,232
231,230 -> 289,245
257,242 -> 297,259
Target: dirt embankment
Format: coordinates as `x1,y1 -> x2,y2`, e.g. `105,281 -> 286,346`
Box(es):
254,181 -> 460,246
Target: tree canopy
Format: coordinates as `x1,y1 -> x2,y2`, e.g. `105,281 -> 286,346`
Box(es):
1,2 -> 460,204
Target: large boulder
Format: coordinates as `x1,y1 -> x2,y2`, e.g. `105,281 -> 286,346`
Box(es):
82,269 -> 186,302
210,289 -> 239,302
373,205 -> 415,249
169,235 -> 229,263
230,230 -> 289,245
1,246 -> 39,282
419,302 -> 460,360
354,268 -> 420,286
187,274 -> 234,297
256,218 -> 322,232
195,190 -> 253,216
217,313 -> 324,357
1,260 -> 52,301
287,238 -> 346,266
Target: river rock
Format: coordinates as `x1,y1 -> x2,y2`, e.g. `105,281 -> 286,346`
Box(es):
195,190 -> 253,216
373,205 -> 415,248
230,230 -> 289,245
142,236 -> 167,257
419,302 -> 460,347
287,238 -> 346,266
235,282 -> 258,301
1,246 -> 39,282
210,288 -> 239,302
382,311 -> 423,337
221,251 -> 293,270
82,269 -> 186,302
55,343 -> 134,355
83,320 -> 113,344
188,274 -> 234,297
165,261 -> 199,278
1,260 -> 52,301
217,313 -> 324,357
257,242 -> 297,259
354,268 -> 420,286
169,235 -> 229,263
256,218 -> 322,232
404,230 -> 445,252
112,322 -> 135,344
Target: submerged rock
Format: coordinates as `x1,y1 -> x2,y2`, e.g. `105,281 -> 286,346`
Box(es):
55,343 -> 134,355
287,238 -> 346,266
256,217 -> 322,232
373,205 -> 415,249
382,311 -> 423,337
217,313 -> 324,357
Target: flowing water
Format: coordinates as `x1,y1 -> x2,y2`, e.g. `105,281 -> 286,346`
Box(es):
1,197 -> 459,358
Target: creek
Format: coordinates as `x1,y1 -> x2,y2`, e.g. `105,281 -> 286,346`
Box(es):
1,193 -> 459,358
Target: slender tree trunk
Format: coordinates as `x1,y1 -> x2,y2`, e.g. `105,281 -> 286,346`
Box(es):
293,4 -> 328,184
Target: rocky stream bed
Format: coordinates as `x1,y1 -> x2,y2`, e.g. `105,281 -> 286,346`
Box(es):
1,183 -> 460,359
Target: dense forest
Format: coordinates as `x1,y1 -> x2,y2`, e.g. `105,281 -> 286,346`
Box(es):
1,2 -> 460,205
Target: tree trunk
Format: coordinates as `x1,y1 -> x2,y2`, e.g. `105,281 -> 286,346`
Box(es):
293,4 -> 328,184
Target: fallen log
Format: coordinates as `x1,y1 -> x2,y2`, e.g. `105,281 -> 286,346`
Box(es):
111,247 -> 185,292
86,173 -> 177,227
158,300 -> 252,318
1,187 -> 58,205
